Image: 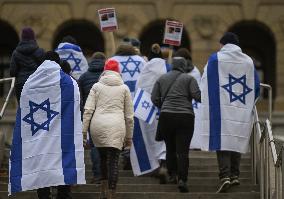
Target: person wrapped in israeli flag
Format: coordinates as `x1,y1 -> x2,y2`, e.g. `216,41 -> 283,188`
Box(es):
56,37 -> 88,80
130,44 -> 170,176
111,44 -> 146,98
9,58 -> 85,195
199,32 -> 260,193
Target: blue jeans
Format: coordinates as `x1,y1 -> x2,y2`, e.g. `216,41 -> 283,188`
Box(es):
90,146 -> 101,178
88,132 -> 101,178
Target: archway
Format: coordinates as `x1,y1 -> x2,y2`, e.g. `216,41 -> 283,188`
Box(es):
139,19 -> 191,57
53,20 -> 104,58
0,20 -> 19,96
228,21 -> 276,98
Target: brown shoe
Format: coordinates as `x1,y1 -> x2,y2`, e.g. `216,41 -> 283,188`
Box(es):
107,189 -> 116,199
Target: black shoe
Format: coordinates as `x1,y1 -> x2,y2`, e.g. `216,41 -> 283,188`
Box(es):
168,175 -> 177,184
178,179 -> 189,193
216,178 -> 231,193
230,176 -> 240,186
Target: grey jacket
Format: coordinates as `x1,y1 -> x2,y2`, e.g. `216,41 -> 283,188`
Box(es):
151,57 -> 201,115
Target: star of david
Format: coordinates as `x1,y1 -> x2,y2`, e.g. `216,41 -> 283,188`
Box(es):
221,74 -> 253,105
62,53 -> 81,72
121,57 -> 141,77
22,99 -> 59,136
141,100 -> 150,110
192,100 -> 198,109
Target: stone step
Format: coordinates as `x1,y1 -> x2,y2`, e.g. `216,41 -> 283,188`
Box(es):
82,170 -> 252,178
0,184 -> 259,192
0,177 -> 252,185
83,150 -> 251,158
71,184 -> 259,193
0,191 -> 260,199
0,164 -> 252,173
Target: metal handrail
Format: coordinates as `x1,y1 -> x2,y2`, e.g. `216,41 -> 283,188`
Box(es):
0,77 -> 15,119
252,83 -> 284,199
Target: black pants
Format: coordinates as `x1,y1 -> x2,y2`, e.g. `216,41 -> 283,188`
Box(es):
37,185 -> 71,199
159,112 -> 194,182
216,150 -> 241,179
98,147 -> 121,190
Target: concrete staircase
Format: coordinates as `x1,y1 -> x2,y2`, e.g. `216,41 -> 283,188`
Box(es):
0,150 -> 259,199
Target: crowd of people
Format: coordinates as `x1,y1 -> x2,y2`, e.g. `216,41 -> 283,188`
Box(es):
8,27 -> 259,199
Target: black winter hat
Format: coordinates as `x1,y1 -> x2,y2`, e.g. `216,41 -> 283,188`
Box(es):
220,32 -> 239,46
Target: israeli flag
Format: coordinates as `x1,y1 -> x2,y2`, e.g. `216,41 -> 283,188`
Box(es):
9,60 -> 85,195
133,88 -> 157,125
111,55 -> 146,98
199,44 -> 260,153
56,42 -> 88,80
130,58 -> 170,176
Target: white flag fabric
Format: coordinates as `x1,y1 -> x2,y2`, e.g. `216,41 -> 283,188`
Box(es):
133,88 -> 157,125
189,66 -> 202,149
56,42 -> 88,80
111,55 -> 146,98
130,58 -> 170,176
199,44 -> 260,153
9,60 -> 85,195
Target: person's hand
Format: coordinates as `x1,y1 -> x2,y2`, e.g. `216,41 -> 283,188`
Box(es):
124,138 -> 132,149
83,132 -> 87,148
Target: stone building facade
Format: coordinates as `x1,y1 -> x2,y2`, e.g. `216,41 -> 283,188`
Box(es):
0,0 -> 284,110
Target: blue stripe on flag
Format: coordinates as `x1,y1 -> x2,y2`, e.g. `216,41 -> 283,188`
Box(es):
146,106 -> 156,124
207,53 -> 221,150
125,81 -> 136,93
60,70 -> 77,184
134,90 -> 144,112
254,69 -> 260,101
10,108 -> 22,193
165,63 -> 171,72
56,43 -> 82,52
133,117 -> 151,172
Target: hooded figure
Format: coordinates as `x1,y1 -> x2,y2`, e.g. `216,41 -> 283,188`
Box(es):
151,57 -> 201,193
10,27 -> 45,102
78,52 -> 106,108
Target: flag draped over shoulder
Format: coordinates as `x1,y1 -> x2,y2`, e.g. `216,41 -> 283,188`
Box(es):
9,60 -> 85,195
111,55 -> 146,98
130,58 -> 170,176
199,44 -> 260,153
56,42 -> 88,80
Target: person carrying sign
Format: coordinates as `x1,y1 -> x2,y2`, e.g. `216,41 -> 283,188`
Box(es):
199,32 -> 260,193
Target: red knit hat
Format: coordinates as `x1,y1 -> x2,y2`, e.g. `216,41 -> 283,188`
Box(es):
104,59 -> 120,73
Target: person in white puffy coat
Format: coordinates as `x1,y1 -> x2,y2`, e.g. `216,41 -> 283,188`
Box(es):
82,59 -> 134,199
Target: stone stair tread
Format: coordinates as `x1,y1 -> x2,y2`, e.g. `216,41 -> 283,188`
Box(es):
70,184 -> 259,192
0,191 -> 260,199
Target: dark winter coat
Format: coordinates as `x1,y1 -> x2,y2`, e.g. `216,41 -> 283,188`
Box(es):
10,40 -> 44,102
78,58 -> 105,107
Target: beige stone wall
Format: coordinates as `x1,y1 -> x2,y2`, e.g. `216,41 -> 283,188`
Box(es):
1,0 -> 284,109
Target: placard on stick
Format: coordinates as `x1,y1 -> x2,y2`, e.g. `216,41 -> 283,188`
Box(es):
98,8 -> 118,32
163,20 -> 183,46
